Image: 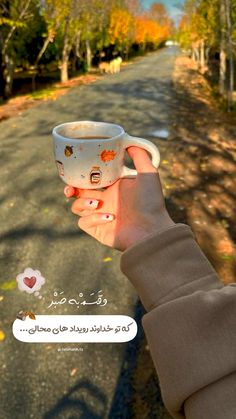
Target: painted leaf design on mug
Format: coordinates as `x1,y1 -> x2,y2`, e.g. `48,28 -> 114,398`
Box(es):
64,146 -> 73,157
100,150 -> 116,162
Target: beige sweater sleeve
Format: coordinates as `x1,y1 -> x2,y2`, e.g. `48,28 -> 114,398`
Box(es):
120,224 -> 236,419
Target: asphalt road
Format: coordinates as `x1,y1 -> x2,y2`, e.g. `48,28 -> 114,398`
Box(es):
0,47 -> 178,419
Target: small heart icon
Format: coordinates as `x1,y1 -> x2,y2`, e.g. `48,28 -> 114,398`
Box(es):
23,276 -> 36,289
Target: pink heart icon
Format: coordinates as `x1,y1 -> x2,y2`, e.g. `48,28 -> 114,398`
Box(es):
23,276 -> 36,289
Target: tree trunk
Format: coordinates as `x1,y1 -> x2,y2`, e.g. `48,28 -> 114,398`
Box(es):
0,53 -> 6,99
0,53 -> 14,99
71,31 -> 81,73
219,0 -> 227,95
4,54 -> 14,98
32,35 -> 53,91
219,49 -> 227,95
228,52 -> 234,111
60,18 -> 70,83
205,47 -> 210,64
61,60 -> 69,83
71,49 -> 76,74
225,0 -> 234,111
192,47 -> 200,64
200,39 -> 205,71
86,39 -> 92,71
125,47 -> 129,60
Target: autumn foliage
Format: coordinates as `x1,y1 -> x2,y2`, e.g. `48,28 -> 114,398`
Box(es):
109,8 -> 135,50
0,0 -> 173,99
134,16 -> 170,46
177,0 -> 236,111
109,3 -> 172,51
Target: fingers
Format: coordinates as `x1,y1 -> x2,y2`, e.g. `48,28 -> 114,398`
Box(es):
64,185 -> 77,198
71,197 -> 100,215
64,185 -> 104,200
127,146 -> 157,174
78,213 -> 114,231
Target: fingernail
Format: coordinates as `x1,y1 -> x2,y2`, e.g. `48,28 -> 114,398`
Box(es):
101,214 -> 114,221
64,186 -> 71,196
85,199 -> 99,209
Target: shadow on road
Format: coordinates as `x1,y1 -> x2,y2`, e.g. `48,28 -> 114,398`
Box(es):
43,379 -> 107,419
108,300 -> 168,419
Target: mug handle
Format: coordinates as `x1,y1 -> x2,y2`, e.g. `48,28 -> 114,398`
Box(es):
120,133 -> 160,178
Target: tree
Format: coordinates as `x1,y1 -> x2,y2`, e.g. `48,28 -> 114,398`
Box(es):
134,16 -> 150,47
224,0 -> 235,110
108,7 -> 135,57
0,0 -> 33,99
148,2 -> 171,27
31,0 -> 61,89
179,0 -> 236,110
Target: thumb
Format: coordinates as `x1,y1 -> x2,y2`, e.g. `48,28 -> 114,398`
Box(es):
127,146 -> 157,174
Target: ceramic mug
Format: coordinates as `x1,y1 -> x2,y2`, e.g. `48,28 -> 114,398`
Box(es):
52,121 -> 160,189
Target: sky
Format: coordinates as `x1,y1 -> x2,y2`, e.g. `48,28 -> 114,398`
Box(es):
141,0 -> 184,22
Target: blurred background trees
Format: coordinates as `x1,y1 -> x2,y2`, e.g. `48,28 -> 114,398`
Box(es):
0,0 -> 173,99
1,0 -> 235,111
177,0 -> 236,110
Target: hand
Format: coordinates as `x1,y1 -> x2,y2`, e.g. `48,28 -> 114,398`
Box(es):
64,146 -> 175,251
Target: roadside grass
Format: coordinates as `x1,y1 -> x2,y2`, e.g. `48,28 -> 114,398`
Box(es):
27,86 -> 67,101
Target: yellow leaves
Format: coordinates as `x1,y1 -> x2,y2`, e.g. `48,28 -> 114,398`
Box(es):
134,17 -> 149,44
0,17 -> 26,28
134,17 -> 170,46
164,184 -> 173,190
0,330 -> 6,342
0,280 -> 16,291
109,8 -> 134,45
103,257 -> 112,262
220,255 -> 235,261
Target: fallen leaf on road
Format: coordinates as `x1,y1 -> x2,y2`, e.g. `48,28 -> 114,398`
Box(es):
0,330 -> 6,341
0,296 -> 4,302
218,238 -> 234,254
220,254 -> 235,261
43,208 -> 49,214
70,368 -> 77,377
0,280 -> 16,290
103,257 -> 112,262
162,160 -> 169,165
